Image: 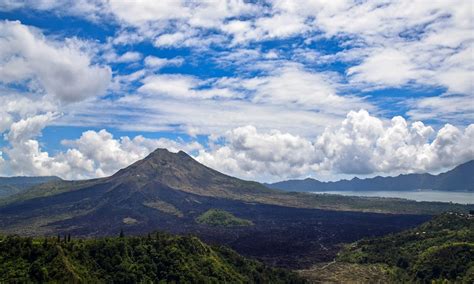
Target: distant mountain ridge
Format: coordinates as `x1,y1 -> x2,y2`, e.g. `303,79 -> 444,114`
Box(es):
267,160 -> 474,192
0,176 -> 61,198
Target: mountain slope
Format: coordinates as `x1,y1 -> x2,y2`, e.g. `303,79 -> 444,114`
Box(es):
0,148 -> 472,268
268,160 -> 474,192
336,212 -> 474,282
0,176 -> 61,198
3,149 -> 272,204
0,232 -> 303,283
2,149 -> 471,217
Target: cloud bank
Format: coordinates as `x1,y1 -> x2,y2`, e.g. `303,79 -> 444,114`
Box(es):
1,110 -> 472,181
197,110 -> 474,181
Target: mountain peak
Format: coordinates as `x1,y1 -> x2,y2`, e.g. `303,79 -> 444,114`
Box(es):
144,148 -> 193,162
109,147 -> 269,197
114,148 -> 194,178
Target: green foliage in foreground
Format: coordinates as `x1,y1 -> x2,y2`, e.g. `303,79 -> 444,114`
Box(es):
337,212 -> 474,283
0,232 -> 303,283
196,209 -> 254,227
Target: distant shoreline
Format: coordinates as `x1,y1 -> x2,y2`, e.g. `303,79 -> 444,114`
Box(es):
311,190 -> 474,205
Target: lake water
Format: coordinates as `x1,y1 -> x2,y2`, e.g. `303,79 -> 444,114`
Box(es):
313,190 -> 474,204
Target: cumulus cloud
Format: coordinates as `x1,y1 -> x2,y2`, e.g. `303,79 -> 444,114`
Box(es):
197,125 -> 320,181
0,20 -> 116,178
6,112 -> 58,144
196,110 -> 474,181
0,94 -> 58,147
59,129 -> 202,178
2,128 -> 203,179
0,20 -> 111,104
1,110 -> 472,181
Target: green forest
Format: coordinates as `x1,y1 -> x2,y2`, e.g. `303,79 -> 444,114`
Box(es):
0,232 -> 303,283
337,213 -> 474,282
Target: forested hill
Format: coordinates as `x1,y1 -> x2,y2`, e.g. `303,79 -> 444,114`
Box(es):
0,232 -> 303,283
268,160 -> 474,192
337,212 -> 474,282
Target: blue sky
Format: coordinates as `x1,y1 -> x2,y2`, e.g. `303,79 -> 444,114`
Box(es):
0,1 -> 472,181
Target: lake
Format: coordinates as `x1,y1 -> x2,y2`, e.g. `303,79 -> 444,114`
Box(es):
313,190 -> 474,204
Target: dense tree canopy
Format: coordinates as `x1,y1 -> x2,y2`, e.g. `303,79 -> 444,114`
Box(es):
0,232 -> 303,283
338,213 -> 474,282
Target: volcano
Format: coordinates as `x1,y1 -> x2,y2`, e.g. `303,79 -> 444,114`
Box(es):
0,148 -> 468,268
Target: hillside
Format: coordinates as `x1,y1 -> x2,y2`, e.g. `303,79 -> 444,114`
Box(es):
2,149 -> 471,215
333,213 -> 474,282
0,148 -> 472,268
268,160 -> 474,192
0,232 -> 303,283
0,176 -> 61,198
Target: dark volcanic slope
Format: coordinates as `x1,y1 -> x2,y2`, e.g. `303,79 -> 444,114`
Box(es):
0,149 -> 469,268
268,160 -> 474,192
0,175 -> 430,268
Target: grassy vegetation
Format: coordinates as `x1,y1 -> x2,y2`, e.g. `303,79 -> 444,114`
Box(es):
0,232 -> 303,283
143,200 -> 183,217
196,209 -> 254,227
298,262 -> 394,283
336,212 -> 474,282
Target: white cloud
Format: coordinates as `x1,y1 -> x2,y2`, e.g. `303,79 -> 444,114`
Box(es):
138,74 -> 242,100
0,1 -> 472,181
138,74 -> 200,98
1,110 -> 472,181
240,64 -> 363,112
196,110 -> 474,181
0,20 -> 111,104
60,129 -> 202,177
107,0 -> 190,26
347,48 -> 421,87
114,51 -> 142,63
4,1 -> 471,96
197,125 -> 320,180
407,94 -> 474,125
6,112 -> 58,144
67,64 -> 370,136
2,128 -> 203,179
144,56 -> 184,69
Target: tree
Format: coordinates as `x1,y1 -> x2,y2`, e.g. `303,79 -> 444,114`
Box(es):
119,229 -> 124,238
